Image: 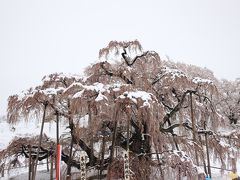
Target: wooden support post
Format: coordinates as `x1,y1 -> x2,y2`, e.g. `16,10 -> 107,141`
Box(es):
32,102 -> 48,180
204,121 -> 211,178
50,151 -> 53,180
190,93 -> 199,166
56,110 -> 61,180
46,151 -> 49,172
28,145 -> 32,180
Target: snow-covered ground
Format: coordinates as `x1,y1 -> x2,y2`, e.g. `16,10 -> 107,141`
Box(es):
0,166 -> 52,180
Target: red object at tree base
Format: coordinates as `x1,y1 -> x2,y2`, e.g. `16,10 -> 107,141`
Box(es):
56,144 -> 61,180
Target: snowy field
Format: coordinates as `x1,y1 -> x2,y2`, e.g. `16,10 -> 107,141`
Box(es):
1,168 -> 52,180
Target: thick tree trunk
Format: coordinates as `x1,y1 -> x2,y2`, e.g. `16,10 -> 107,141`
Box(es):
66,99 -> 73,179
107,106 -> 120,180
32,102 -> 48,180
166,118 -> 179,151
109,107 -> 119,162
66,137 -> 74,180
87,102 -> 95,167
99,131 -> 106,180
31,159 -> 35,180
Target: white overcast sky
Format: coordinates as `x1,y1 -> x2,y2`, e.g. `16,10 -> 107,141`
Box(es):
0,0 -> 240,115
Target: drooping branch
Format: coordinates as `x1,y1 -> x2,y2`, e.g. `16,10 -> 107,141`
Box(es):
161,90 -> 197,126
159,122 -> 213,135
100,62 -> 133,84
121,47 -> 149,67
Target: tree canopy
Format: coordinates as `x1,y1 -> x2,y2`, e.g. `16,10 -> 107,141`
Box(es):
1,40 -> 240,179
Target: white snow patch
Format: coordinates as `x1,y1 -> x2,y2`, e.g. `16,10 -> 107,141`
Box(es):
95,93 -> 108,102
118,91 -> 153,107
163,67 -> 186,80
72,89 -> 85,99
99,44 -> 142,64
41,87 -> 65,95
219,140 -> 230,148
192,77 -> 213,85
79,114 -> 89,128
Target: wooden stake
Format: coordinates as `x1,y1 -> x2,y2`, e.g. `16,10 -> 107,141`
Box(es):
56,111 -> 61,180
46,151 -> 49,172
28,145 -> 32,180
190,93 -> 199,166
204,121 -> 211,178
32,102 -> 48,180
50,151 -> 53,180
